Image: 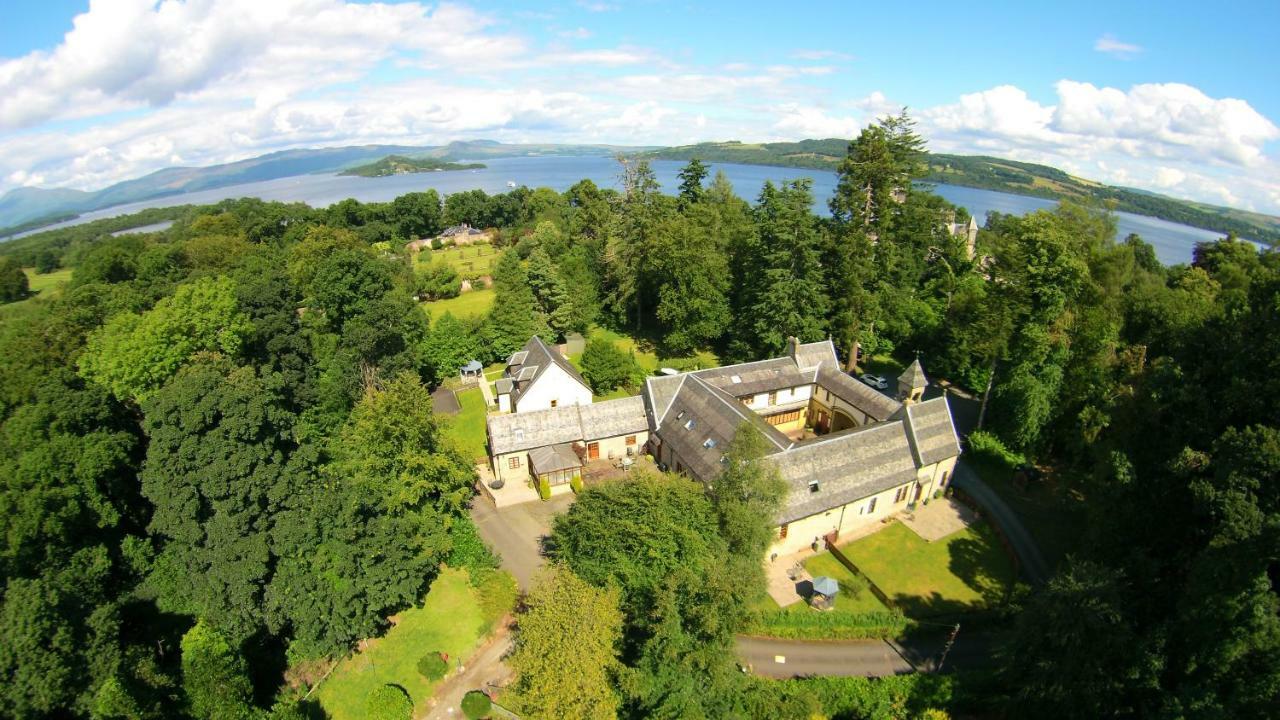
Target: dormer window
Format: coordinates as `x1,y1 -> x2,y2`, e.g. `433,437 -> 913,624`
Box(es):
808,480 -> 820,493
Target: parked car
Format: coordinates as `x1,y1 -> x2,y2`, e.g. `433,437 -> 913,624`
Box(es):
859,373 -> 889,390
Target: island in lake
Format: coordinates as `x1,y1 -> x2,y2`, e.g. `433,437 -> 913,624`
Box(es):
339,155 -> 486,177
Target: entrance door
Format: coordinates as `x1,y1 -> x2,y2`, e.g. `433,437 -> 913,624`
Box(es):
913,483 -> 923,501
588,442 -> 600,460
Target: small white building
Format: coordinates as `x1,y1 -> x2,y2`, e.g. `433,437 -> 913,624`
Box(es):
495,336 -> 593,413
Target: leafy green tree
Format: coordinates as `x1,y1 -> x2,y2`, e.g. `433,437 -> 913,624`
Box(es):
309,249 -> 395,329
33,249 -> 59,274
707,425 -> 786,559
421,312 -> 478,386
526,247 -> 574,339
676,158 -> 709,208
141,359 -> 299,639
579,337 -> 642,394
79,276 -> 253,402
180,621 -> 255,720
484,249 -> 546,359
416,260 -> 461,301
366,685 -> 413,720
651,213 -> 730,355
509,565 -> 624,720
391,190 -> 443,240
443,189 -> 491,228
71,236 -> 145,287
0,255 -> 29,302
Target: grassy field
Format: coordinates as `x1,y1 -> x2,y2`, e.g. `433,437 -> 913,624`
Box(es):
415,243 -> 499,276
420,288 -> 495,324
24,267 -> 74,296
314,567 -> 488,720
442,386 -> 489,463
841,521 -> 1016,618
568,326 -> 720,374
801,552 -> 891,615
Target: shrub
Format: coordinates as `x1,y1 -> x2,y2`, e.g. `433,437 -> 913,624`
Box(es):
448,515 -> 500,574
744,609 -> 910,640
966,430 -> 1026,469
579,338 -> 643,393
416,653 -> 448,680
366,684 -> 413,720
570,474 -> 583,494
461,690 -> 491,719
471,567 -> 519,631
537,476 -> 551,500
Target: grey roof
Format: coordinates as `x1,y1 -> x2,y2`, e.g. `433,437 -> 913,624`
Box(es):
899,358 -> 927,390
529,443 -> 582,474
815,364 -> 903,421
487,405 -> 583,455
657,375 -> 791,481
487,396 -> 647,456
812,576 -> 839,597
461,360 -> 483,373
643,374 -> 686,428
771,421 -> 920,524
495,378 -> 513,395
578,396 -> 649,439
902,396 -> 961,466
505,336 -> 590,406
692,357 -> 810,398
793,339 -> 839,370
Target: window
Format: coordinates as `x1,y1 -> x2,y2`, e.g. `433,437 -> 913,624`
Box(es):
766,410 -> 802,426
508,456 -> 521,469
684,418 -> 695,430
514,429 -> 524,442
940,471 -> 949,487
703,438 -> 717,449
808,480 -> 820,493
894,485 -> 909,503
730,375 -> 742,384
768,391 -> 777,405
779,523 -> 789,539
550,399 -> 558,408
867,497 -> 877,514
676,410 -> 685,420
625,435 -> 636,446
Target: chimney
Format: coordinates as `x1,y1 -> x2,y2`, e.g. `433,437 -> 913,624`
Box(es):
787,336 -> 800,359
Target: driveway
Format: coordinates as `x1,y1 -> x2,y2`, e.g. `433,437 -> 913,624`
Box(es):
470,493 -> 575,590
951,460 -> 1050,585
736,628 -> 997,678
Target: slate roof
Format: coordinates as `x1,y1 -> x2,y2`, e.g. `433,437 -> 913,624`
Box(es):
899,358 -> 928,390
504,336 -> 590,405
815,364 -> 903,421
692,357 -> 811,398
487,396 -> 647,456
657,374 -> 792,481
901,396 -> 961,466
771,421 -> 920,524
792,339 -> 840,370
495,378 -> 513,395
529,443 -> 582,474
643,374 -> 686,428
812,576 -> 839,597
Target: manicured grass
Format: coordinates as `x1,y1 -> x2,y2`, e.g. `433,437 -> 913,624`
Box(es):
442,387 -> 489,463
841,521 -> 1016,618
415,242 -> 499,276
420,288 -> 495,323
314,567 -> 488,720
802,552 -> 892,615
23,267 -> 74,296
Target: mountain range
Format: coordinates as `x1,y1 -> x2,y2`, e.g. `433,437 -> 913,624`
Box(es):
3,138 -> 1278,245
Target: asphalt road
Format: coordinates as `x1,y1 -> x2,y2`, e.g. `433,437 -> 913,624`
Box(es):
736,628 -> 998,678
469,493 -> 574,590
951,461 -> 1051,585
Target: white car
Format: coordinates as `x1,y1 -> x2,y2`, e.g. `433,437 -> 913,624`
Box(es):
859,373 -> 889,390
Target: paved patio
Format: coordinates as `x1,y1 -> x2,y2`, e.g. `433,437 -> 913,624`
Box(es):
764,518 -> 893,607
899,496 -> 978,542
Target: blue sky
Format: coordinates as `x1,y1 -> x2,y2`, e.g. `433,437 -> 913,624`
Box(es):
1,0 -> 1277,212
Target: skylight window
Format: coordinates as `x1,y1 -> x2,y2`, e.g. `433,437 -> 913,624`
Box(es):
514,429 -> 524,441
808,480 -> 820,493
684,419 -> 695,430
703,438 -> 717,449
730,375 -> 741,383
676,410 -> 686,420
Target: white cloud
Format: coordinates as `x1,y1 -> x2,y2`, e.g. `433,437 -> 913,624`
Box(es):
576,1 -> 618,12
559,27 -> 593,39
1094,34 -> 1143,59
791,49 -> 853,61
771,104 -> 862,139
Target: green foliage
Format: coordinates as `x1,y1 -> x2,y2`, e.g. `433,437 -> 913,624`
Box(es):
744,609 -> 909,640
417,260 -> 461,301
79,275 -> 253,402
578,336 -> 642,394
536,475 -> 551,500
416,653 -> 448,680
0,255 -> 28,301
460,690 -> 491,719
447,514 -> 499,573
180,620 -> 255,720
964,430 -> 1025,468
339,155 -> 484,177
471,567 -> 519,631
509,566 -> 622,720
484,249 -> 546,360
365,684 -> 413,720
799,674 -> 962,720
569,474 -> 583,494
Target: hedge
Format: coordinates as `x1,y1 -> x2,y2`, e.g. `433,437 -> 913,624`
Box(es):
570,474 -> 583,494
744,610 -> 911,640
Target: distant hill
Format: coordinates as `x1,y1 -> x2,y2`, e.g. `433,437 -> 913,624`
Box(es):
338,155 -> 486,177
0,141 -> 645,234
642,140 -> 1280,245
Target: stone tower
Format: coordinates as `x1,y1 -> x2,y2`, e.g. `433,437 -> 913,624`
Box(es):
898,358 -> 927,404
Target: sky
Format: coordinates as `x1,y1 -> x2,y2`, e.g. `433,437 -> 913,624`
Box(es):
1,0 -> 1278,214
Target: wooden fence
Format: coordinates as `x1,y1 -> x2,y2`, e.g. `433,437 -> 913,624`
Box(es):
823,532 -> 897,610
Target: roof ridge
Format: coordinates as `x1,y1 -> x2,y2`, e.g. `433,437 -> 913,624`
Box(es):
688,374 -> 789,450
777,418 -> 905,456
656,374 -> 687,427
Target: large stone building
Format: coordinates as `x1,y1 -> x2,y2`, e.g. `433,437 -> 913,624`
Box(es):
484,337 -> 961,556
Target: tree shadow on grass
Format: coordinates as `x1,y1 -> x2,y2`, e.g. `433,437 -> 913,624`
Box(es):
946,526 -> 1015,608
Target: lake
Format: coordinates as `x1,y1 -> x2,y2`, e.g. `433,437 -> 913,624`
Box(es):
16,155 -> 1233,265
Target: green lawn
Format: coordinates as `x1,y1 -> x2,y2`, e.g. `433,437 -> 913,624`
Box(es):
568,326 -> 720,375
416,242 -> 499,276
24,267 -> 74,296
420,288 -> 495,323
801,552 -> 892,615
314,567 -> 488,720
442,387 -> 489,463
841,521 -> 1016,618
